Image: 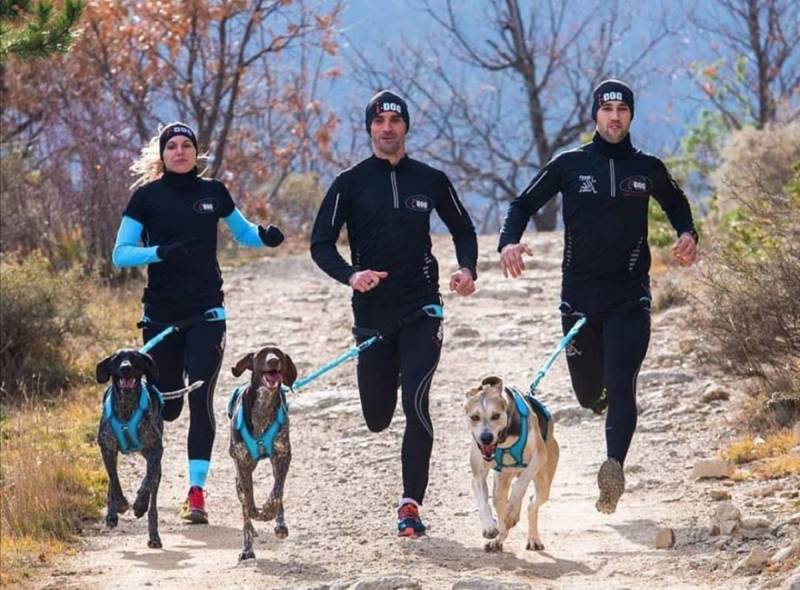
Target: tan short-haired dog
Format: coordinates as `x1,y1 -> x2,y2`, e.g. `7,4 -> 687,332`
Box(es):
465,376 -> 559,552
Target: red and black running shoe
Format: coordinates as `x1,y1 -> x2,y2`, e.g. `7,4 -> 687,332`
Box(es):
397,502 -> 426,537
179,486 -> 208,524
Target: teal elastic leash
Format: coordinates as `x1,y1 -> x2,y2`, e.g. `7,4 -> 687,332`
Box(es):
528,316 -> 587,395
139,307 -> 226,354
291,304 -> 444,392
292,335 -> 381,391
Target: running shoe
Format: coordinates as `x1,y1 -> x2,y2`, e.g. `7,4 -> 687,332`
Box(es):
180,486 -> 208,524
397,502 -> 426,537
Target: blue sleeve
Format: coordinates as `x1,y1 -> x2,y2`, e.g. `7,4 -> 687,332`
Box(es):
223,208 -> 263,248
112,216 -> 162,268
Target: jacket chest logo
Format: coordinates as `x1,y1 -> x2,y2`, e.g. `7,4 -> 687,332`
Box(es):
192,198 -> 218,214
405,194 -> 432,212
578,175 -> 598,194
620,175 -> 652,196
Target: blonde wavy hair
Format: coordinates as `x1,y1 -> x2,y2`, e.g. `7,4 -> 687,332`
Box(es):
129,125 -> 209,190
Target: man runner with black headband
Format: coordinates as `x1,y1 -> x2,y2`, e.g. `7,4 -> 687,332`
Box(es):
311,90 -> 478,537
498,79 -> 698,514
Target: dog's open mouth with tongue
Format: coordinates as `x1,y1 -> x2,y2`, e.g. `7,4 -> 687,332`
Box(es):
477,438 -> 497,463
118,376 -> 137,391
260,369 -> 283,390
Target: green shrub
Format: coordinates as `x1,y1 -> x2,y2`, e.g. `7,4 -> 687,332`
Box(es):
697,126 -> 800,411
0,254 -> 90,402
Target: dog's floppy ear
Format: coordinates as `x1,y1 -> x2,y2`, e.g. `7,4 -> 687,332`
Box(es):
96,354 -> 115,383
139,351 -> 159,383
281,352 -> 297,388
481,376 -> 504,392
466,386 -> 482,398
232,352 -> 254,377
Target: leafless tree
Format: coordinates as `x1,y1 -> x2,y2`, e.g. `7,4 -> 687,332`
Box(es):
349,0 -> 674,230
689,0 -> 800,129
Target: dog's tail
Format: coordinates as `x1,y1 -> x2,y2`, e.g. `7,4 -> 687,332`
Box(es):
160,380 -> 204,401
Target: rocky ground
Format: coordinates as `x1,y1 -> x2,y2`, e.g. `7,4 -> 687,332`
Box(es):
36,233 -> 799,590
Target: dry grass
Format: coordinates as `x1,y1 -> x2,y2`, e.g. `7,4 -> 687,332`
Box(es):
725,430 -> 800,464
757,455 -> 800,479
0,389 -> 105,587
0,281 -> 141,587
723,430 -> 800,484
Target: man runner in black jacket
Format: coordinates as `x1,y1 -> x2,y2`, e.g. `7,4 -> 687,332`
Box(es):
498,80 -> 698,514
311,90 -> 478,536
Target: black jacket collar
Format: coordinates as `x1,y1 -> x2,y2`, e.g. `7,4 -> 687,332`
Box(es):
163,168 -> 200,189
369,153 -> 409,171
591,131 -> 635,157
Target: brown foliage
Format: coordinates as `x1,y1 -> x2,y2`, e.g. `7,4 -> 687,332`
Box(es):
1,0 -> 344,273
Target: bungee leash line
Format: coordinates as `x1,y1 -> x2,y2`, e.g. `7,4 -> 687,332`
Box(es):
138,307 -> 226,354
528,316 -> 587,395
292,304 -> 444,392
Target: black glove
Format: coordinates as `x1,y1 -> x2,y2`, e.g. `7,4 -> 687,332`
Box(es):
156,238 -> 196,264
258,224 -> 284,247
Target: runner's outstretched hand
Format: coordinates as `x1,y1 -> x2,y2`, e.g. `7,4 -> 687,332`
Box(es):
500,243 -> 533,278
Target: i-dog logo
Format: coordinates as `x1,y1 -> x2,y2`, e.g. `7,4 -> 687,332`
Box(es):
601,91 -> 624,102
379,102 -> 403,114
405,194 -> 431,212
193,198 -> 217,214
620,175 -> 652,196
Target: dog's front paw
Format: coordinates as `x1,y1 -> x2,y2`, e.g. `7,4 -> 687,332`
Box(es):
274,523 -> 288,538
116,499 -> 130,514
484,539 -> 504,553
148,534 -> 162,549
238,549 -> 256,562
259,499 -> 281,521
525,539 -> 545,551
482,526 -> 499,539
133,493 -> 150,518
105,513 -> 119,528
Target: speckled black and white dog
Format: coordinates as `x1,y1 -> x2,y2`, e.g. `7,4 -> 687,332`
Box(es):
96,349 -> 165,548
228,346 -> 297,562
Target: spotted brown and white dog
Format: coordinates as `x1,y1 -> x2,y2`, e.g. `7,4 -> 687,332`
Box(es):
465,376 -> 559,552
228,346 -> 297,562
96,349 -> 164,548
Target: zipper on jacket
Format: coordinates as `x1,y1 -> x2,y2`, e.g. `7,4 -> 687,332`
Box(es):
609,158 -> 616,197
390,169 -> 399,209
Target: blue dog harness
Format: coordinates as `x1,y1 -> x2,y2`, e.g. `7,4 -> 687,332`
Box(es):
103,383 -> 163,454
227,385 -> 289,462
492,386 -> 551,472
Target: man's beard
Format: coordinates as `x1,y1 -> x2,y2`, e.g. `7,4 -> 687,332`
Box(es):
376,137 -> 401,154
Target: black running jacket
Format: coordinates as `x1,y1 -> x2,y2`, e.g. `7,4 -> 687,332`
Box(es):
311,154 -> 478,305
499,133 -> 696,293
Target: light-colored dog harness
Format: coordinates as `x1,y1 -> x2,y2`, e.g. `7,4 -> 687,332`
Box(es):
228,385 -> 289,462
493,387 -> 551,472
103,383 -> 163,454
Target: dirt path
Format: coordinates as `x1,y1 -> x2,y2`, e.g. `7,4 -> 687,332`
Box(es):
37,234 -> 795,590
